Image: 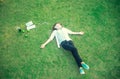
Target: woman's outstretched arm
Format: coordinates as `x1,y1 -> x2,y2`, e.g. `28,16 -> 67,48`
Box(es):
64,28 -> 84,35
69,31 -> 84,35
40,31 -> 55,48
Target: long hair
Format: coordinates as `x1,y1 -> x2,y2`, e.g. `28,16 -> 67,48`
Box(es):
52,23 -> 63,31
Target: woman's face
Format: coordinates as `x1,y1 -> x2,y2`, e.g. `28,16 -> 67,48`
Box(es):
55,23 -> 62,30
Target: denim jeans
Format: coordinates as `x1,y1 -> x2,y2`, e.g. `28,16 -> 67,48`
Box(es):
61,40 -> 83,67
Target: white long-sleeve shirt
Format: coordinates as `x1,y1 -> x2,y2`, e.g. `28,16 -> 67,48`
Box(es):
49,27 -> 72,48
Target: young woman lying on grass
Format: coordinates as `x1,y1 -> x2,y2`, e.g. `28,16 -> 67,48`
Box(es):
40,23 -> 89,74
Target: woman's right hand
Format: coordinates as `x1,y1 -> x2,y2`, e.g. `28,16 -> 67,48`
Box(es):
79,32 -> 84,35
40,44 -> 45,48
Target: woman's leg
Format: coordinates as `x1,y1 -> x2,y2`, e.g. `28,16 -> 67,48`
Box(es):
61,41 -> 82,67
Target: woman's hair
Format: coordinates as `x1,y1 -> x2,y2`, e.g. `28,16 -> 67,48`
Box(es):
52,23 -> 57,30
52,23 -> 63,31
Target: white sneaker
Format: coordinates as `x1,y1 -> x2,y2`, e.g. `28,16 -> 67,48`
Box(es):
79,67 -> 85,74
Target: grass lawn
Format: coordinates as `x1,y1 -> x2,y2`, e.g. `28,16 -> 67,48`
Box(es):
0,0 -> 120,79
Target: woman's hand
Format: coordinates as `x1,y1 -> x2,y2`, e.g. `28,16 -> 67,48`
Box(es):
40,44 -> 46,48
79,32 -> 84,35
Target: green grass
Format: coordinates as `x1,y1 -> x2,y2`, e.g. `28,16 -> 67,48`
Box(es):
0,0 -> 120,79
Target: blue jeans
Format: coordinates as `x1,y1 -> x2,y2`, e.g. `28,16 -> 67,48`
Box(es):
61,40 -> 83,67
